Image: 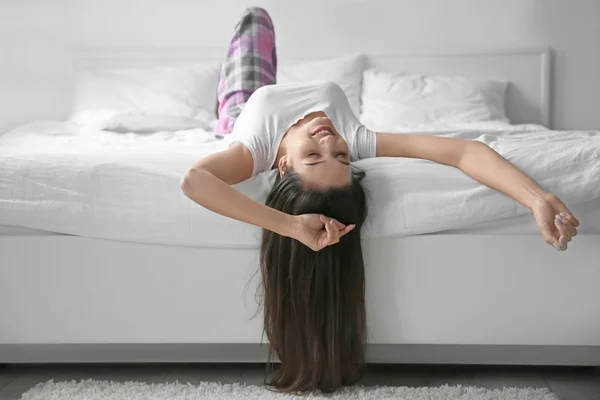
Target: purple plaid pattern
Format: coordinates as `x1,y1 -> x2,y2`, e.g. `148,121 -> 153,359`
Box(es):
215,7 -> 277,136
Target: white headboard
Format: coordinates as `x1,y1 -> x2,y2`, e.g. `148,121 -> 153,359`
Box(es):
368,49 -> 551,127
74,47 -> 551,127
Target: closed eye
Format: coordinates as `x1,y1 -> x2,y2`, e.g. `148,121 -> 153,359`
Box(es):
303,152 -> 350,166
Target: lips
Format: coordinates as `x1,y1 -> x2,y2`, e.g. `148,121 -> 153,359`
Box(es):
312,126 -> 335,137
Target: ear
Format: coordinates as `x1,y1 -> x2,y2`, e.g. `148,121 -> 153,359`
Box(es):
278,155 -> 290,178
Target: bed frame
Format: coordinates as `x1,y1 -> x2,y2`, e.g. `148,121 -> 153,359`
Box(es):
2,48 -> 599,365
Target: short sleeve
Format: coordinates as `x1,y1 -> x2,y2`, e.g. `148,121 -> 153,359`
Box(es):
230,134 -> 270,176
354,125 -> 377,159
228,91 -> 273,175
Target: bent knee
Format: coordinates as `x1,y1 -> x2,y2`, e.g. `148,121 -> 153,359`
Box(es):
240,7 -> 274,24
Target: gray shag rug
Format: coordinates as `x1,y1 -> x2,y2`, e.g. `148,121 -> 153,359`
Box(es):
20,378 -> 561,399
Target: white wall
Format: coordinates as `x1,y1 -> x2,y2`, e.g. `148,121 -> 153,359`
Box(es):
0,0 -> 74,133
1,0 -> 599,133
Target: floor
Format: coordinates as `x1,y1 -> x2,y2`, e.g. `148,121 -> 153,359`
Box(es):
0,363 -> 598,400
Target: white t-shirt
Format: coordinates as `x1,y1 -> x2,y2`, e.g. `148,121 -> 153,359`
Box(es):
229,81 -> 377,176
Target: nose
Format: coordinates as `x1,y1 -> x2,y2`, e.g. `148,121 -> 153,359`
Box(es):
319,134 -> 336,146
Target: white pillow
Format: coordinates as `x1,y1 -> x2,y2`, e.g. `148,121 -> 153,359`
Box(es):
69,63 -> 220,132
360,68 -> 508,132
277,54 -> 366,117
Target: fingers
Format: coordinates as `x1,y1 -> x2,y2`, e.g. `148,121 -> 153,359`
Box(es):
557,213 -> 577,237
563,212 -> 579,227
554,216 -> 572,250
324,219 -> 341,245
541,216 -> 577,252
339,224 -> 356,238
559,211 -> 580,229
314,221 -> 334,251
555,217 -> 572,243
332,219 -> 347,230
315,215 -> 357,251
319,215 -> 346,230
548,195 -> 580,227
541,226 -> 560,250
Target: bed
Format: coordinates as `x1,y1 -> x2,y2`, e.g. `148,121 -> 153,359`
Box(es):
1,48 -> 599,366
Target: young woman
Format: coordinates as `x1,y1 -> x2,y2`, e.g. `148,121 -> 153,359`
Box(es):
181,7 -> 580,394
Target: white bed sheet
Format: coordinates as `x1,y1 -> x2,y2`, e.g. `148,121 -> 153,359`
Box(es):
0,120 -> 599,248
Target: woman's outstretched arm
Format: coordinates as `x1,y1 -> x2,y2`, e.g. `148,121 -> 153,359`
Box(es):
180,143 -> 353,250
375,132 -> 580,250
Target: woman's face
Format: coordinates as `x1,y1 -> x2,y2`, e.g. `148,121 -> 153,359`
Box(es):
280,112 -> 352,189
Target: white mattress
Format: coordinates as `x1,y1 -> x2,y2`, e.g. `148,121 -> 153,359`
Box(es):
3,197 -> 600,238
0,225 -> 65,236
0,120 -> 599,248
443,198 -> 600,234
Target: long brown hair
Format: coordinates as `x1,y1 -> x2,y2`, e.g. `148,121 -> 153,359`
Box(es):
257,168 -> 369,394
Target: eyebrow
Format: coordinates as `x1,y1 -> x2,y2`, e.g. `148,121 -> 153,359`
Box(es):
304,160 -> 350,166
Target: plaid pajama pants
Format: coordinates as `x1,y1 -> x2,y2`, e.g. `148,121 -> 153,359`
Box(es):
215,7 -> 277,136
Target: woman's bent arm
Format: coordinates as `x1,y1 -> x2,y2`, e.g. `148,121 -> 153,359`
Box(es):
180,143 -> 295,237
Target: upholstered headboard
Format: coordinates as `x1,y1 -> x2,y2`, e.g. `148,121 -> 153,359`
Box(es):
74,47 -> 551,127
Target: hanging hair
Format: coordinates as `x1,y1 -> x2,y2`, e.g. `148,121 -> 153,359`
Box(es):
257,167 -> 369,394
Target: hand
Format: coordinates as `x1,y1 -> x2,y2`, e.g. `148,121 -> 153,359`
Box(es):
531,193 -> 580,251
289,214 -> 356,251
